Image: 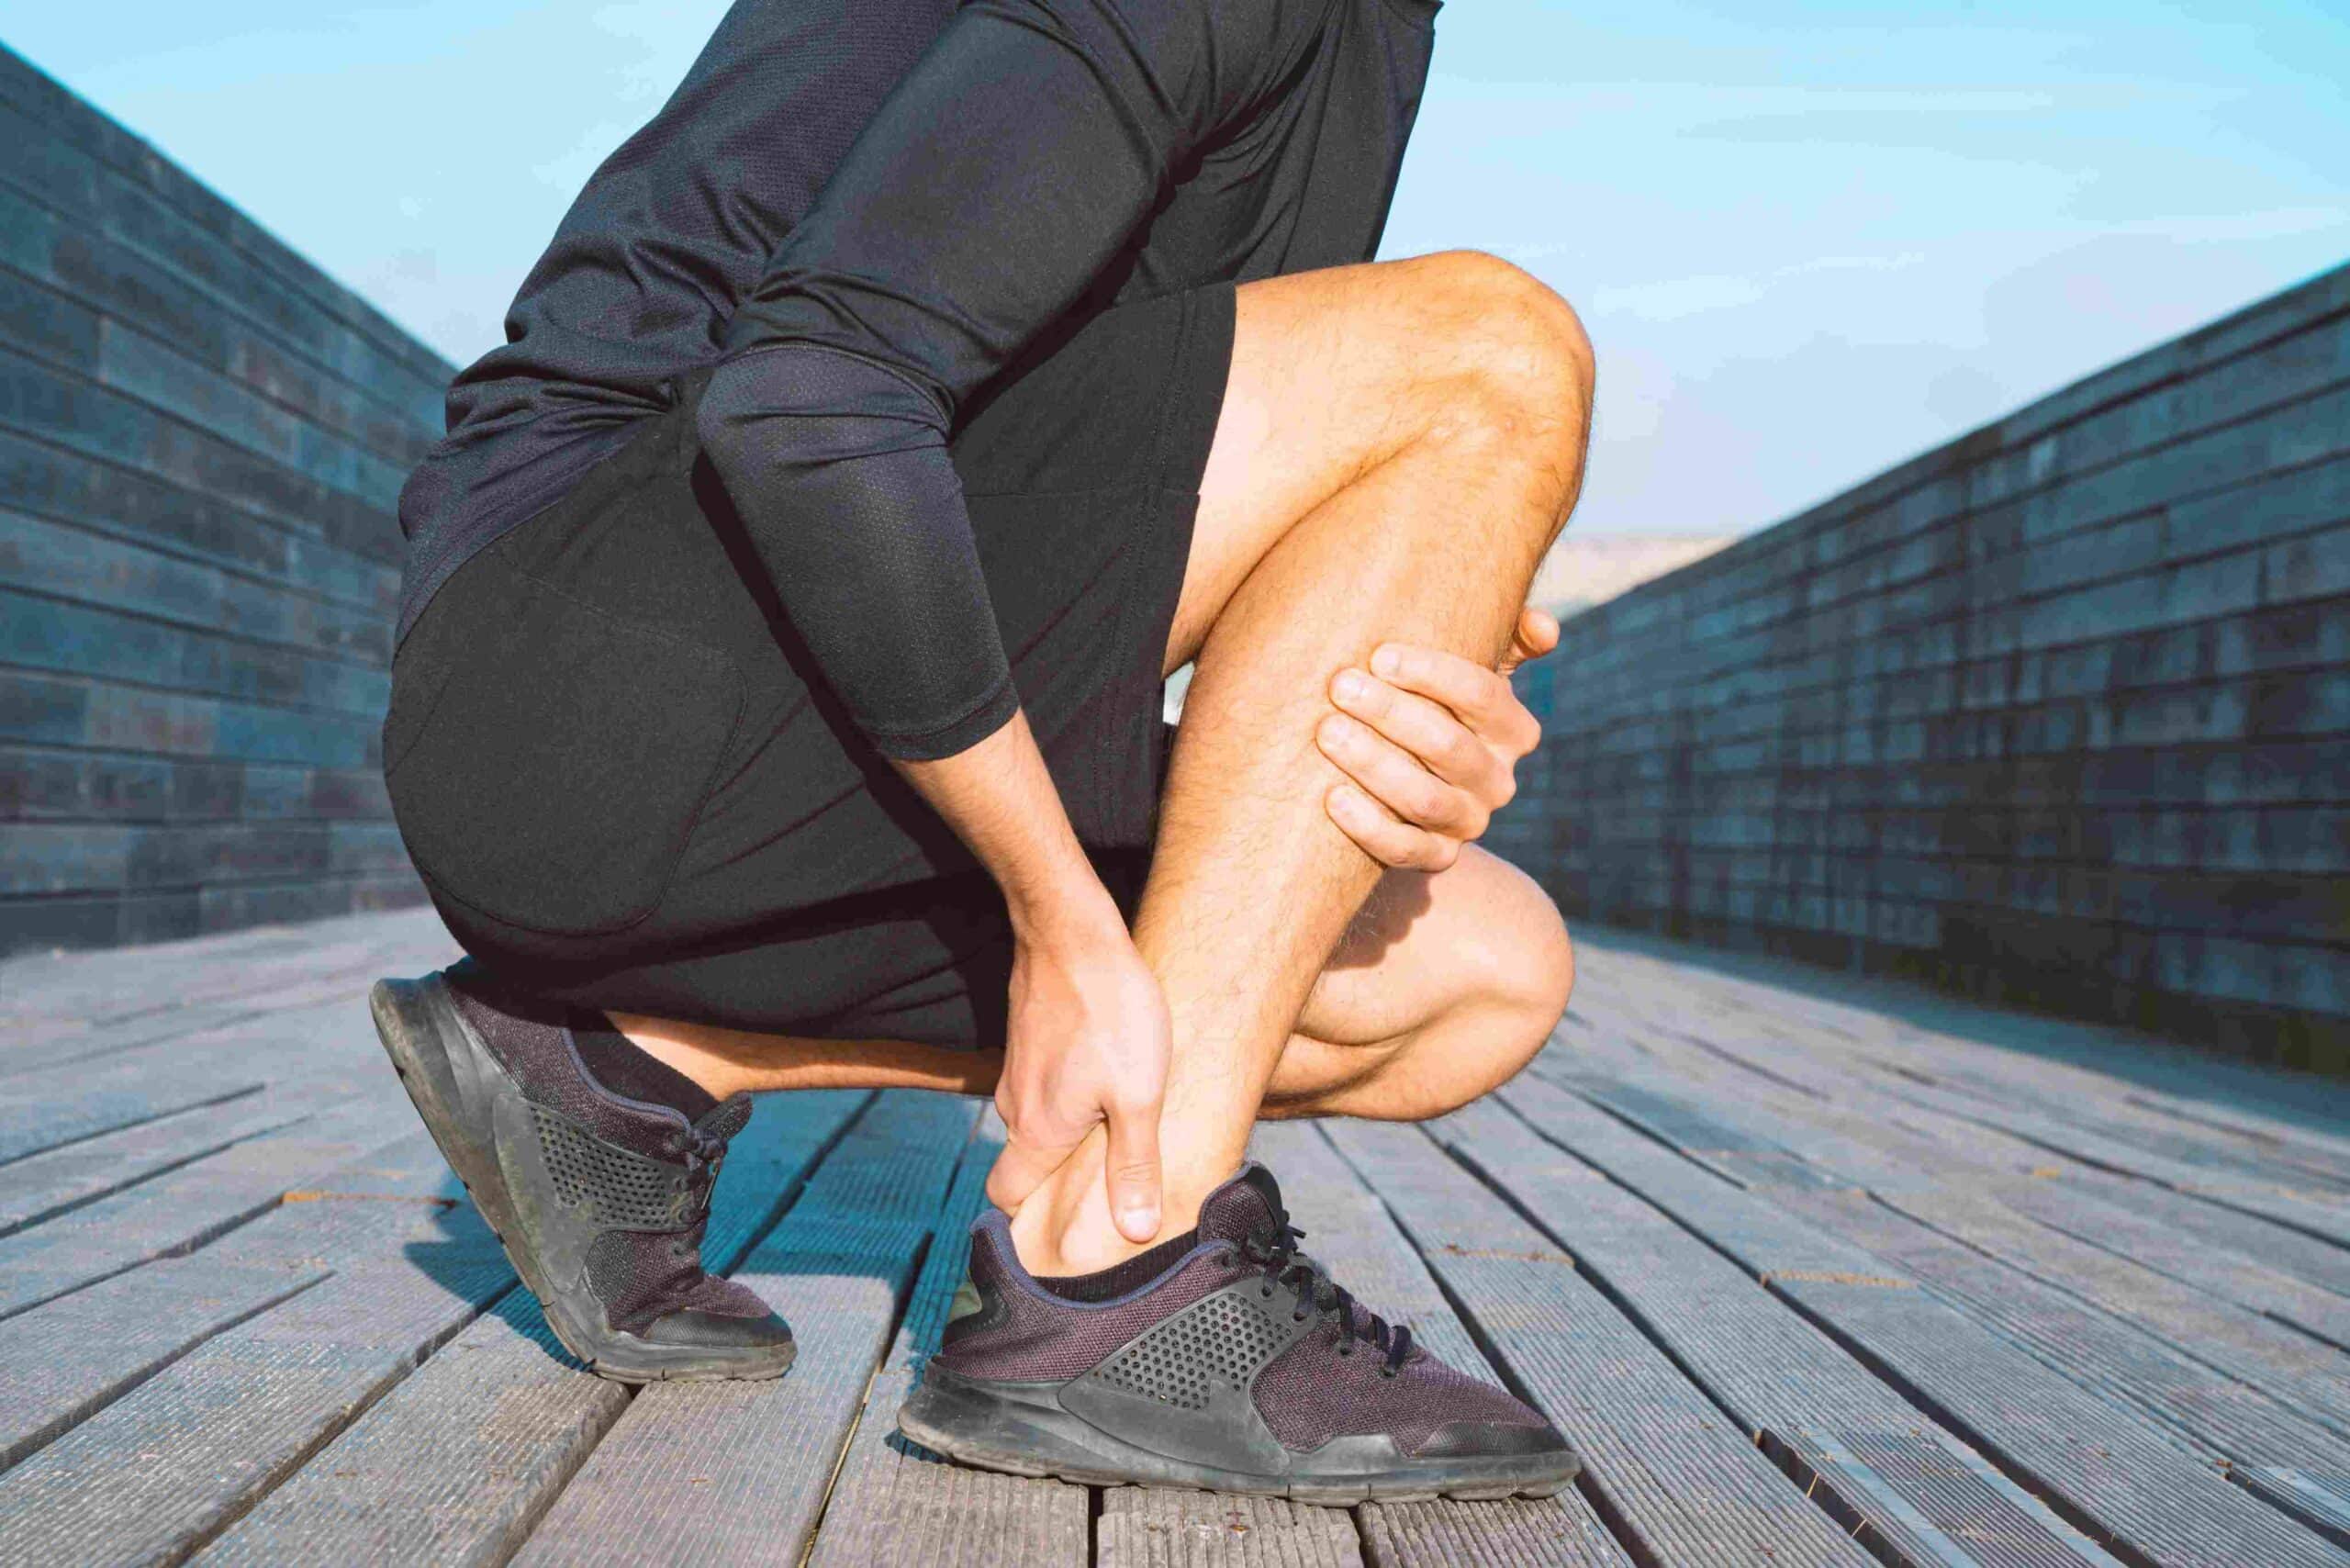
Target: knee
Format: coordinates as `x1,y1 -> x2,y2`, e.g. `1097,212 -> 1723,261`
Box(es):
1483,866 -> 1575,1059
1425,860 -> 1574,1111
1412,251 -> 1595,459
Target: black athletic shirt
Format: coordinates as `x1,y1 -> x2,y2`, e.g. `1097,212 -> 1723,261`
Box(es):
395,0 -> 1436,760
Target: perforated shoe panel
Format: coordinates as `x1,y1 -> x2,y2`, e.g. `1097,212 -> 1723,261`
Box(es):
1094,1291 -> 1292,1410
532,1103 -> 688,1227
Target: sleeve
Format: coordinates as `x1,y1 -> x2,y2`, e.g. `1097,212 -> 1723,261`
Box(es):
694,0 -> 1333,760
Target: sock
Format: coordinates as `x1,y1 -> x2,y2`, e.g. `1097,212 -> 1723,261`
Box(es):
570,1012 -> 720,1121
1035,1225 -> 1202,1301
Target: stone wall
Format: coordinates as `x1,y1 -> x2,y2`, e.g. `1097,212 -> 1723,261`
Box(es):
0,45 -> 448,953
1495,262 -> 2349,1073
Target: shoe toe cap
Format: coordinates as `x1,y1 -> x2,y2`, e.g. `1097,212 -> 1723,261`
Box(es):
1412,1418 -> 1575,1460
641,1305 -> 796,1351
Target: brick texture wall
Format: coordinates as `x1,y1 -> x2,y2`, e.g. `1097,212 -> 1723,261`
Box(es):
1493,262 -> 2349,1074
0,46 -> 448,953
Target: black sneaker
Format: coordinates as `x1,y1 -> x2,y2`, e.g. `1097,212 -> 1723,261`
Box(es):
898,1164 -> 1577,1502
368,965 -> 794,1382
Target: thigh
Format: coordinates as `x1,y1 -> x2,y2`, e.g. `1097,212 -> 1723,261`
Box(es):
1169,256 -> 1475,667
1169,252 -> 1537,671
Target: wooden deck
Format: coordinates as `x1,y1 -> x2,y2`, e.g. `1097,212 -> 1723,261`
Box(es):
3,909 -> 2349,1566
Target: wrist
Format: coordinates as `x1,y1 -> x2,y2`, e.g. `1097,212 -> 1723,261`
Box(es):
1004,872 -> 1127,952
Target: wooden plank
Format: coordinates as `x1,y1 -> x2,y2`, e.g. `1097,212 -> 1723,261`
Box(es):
1569,1020 -> 2350,1482
1858,1074 -> 2350,1249
1098,1490 -> 1362,1567
0,1241 -> 510,1565
1825,1037 -> 2350,1195
0,1061 -> 265,1165
1548,1025 -> 2350,1353
0,1134 -> 510,1565
195,1089 -> 867,1567
1564,1001 -> 2350,1305
2237,1471 -> 2350,1548
1320,1118 -> 1877,1568
513,1092 -> 978,1566
196,1291 -> 620,1568
1771,1185 -> 2350,1469
0,957 -> 410,1080
0,1252 -> 325,1468
1496,1074 -> 2350,1567
1979,1177 -> 2350,1351
0,1098 -> 416,1318
1881,1185 -> 2350,1417
1360,1496 -> 1632,1568
0,1092 -> 319,1237
806,1111 -> 1090,1568
1248,1121 -> 1630,1568
0,946 -> 435,1095
1428,1100 -> 2123,1568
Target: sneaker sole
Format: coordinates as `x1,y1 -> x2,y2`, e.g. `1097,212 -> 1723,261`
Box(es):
369,973 -> 795,1385
897,1365 -> 1580,1504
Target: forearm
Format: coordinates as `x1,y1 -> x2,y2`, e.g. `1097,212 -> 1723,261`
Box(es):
893,710 -> 1126,943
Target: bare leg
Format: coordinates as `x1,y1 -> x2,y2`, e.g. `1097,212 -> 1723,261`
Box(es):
1005,255 -> 1591,1269
618,252 -> 1593,1273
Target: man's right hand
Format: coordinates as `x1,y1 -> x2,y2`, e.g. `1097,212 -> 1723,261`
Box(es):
890,708 -> 1170,1248
985,916 -> 1171,1244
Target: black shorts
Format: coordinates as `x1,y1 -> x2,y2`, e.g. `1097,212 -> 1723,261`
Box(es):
384,284 -> 1235,1047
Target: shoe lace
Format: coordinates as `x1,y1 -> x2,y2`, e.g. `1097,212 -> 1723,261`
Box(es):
1239,1219 -> 1415,1374
658,1094 -> 751,1258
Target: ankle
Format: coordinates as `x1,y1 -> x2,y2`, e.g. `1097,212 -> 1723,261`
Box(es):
1006,1159 -> 1210,1278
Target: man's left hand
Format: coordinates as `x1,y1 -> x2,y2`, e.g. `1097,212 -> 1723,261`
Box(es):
1315,606 -> 1558,872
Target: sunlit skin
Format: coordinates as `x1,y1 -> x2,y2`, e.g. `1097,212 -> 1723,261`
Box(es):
613,252 -> 1595,1276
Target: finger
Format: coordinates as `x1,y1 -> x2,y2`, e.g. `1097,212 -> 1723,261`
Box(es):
1501,607 -> 1561,674
1326,782 -> 1462,872
985,1127 -> 1077,1216
1101,1092 -> 1165,1243
1327,673 -> 1505,794
1368,644 -> 1516,733
1317,711 -> 1490,834
1517,606 -> 1560,657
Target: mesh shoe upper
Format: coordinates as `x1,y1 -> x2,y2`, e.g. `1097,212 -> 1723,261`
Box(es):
936,1162 -> 1558,1458
448,973 -> 768,1334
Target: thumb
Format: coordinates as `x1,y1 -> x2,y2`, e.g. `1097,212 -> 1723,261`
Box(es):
1102,1092 -> 1165,1244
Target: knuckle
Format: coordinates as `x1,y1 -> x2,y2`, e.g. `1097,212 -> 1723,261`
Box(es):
1405,778 -> 1450,823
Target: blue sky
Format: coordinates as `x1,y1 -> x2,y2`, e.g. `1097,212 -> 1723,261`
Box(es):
8,1 -> 2347,539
